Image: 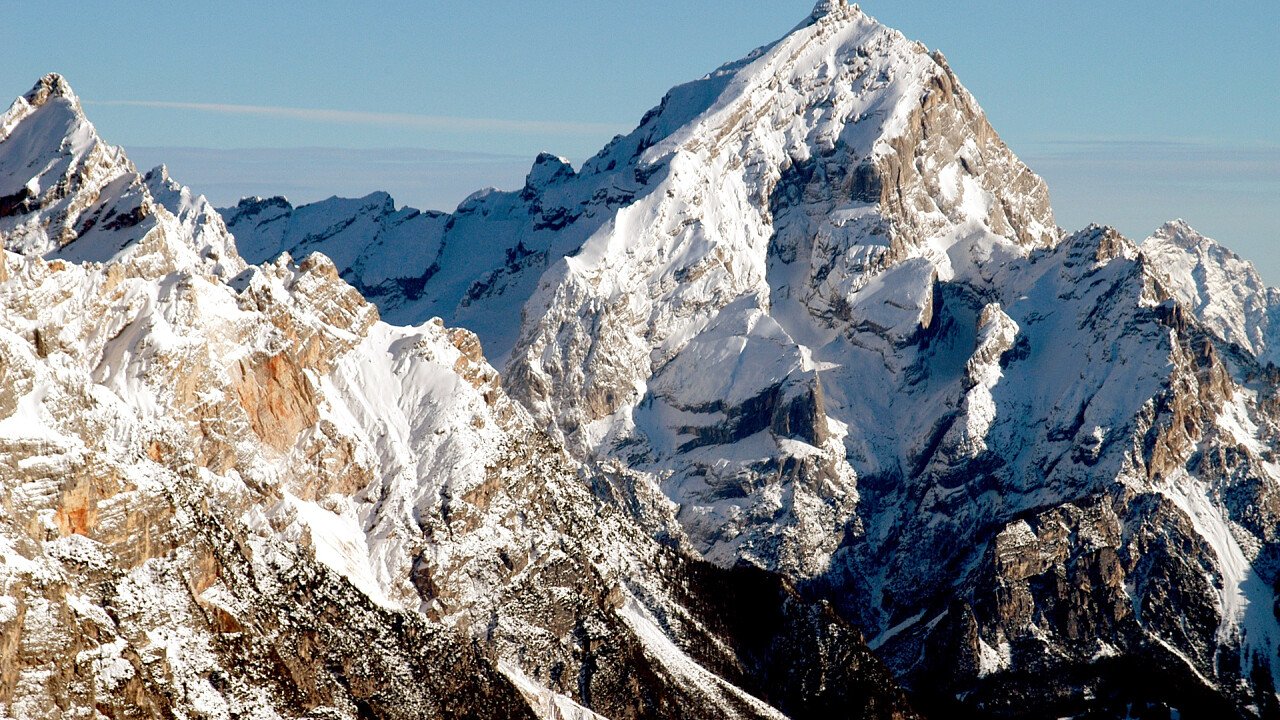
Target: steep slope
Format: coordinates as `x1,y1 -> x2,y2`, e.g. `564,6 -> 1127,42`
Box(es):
228,4 -> 1050,372
221,2 -> 1280,717
0,74 -> 240,276
1142,219 -> 1280,365
0,74 -> 917,719
0,229 -> 535,719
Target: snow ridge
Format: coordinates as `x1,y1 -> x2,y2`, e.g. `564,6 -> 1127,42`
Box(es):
221,8 -> 1280,712
0,69 -> 917,719
7,2 -> 1280,716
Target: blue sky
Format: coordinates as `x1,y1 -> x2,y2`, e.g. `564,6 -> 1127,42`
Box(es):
3,1 -> 1277,279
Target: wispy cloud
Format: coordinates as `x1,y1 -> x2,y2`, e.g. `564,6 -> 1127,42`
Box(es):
87,100 -> 623,137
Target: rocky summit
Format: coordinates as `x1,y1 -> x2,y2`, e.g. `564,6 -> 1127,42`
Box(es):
4,3 -> 1280,719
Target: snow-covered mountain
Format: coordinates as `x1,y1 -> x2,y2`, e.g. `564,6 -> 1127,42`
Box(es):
0,75 -> 240,276
226,2 -> 1280,717
8,0 -> 1280,717
0,71 -> 915,719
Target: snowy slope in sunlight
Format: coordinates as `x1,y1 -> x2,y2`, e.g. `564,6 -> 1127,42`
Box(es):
0,67 -> 916,720
0,74 -> 240,276
7,0 -> 1280,716
218,2 -> 1280,716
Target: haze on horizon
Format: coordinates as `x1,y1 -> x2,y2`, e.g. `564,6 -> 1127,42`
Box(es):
3,0 -> 1276,280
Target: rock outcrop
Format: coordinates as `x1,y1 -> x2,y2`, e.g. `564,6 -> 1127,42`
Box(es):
0,74 -> 917,719
219,5 -> 1280,717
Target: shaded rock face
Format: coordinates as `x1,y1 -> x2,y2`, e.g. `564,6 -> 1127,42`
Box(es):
206,6 -> 1280,718
837,252 -> 1280,716
675,377 -> 829,453
0,256 -> 535,719
0,75 -> 919,720
899,491 -> 1265,719
0,239 -> 917,718
6,5 -> 1280,720
670,560 -> 917,720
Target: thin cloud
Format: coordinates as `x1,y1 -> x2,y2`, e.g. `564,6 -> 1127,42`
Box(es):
87,100 -> 623,137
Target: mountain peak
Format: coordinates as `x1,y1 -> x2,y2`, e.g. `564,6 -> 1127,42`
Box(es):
1,74 -> 128,256
144,163 -> 172,183
1,74 -> 245,275
811,0 -> 855,19
2,73 -> 88,145
1150,218 -> 1208,249
25,72 -> 79,107
1146,218 -> 1244,260
524,152 -> 575,191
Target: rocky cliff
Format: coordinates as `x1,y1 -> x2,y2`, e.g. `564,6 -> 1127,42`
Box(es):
223,3 -> 1280,717
0,70 -> 917,719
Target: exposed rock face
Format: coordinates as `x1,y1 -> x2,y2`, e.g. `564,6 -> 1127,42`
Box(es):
0,75 -> 240,276
0,246 -> 534,719
0,75 -> 917,719
219,6 -> 1280,718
